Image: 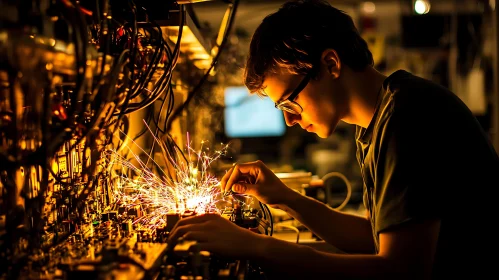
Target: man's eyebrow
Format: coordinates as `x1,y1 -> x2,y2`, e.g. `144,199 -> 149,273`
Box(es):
275,89 -> 294,103
262,83 -> 293,102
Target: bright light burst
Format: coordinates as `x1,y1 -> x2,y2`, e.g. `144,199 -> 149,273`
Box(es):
108,126 -> 230,229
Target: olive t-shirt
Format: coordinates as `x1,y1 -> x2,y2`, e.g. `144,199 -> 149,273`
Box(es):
355,70 -> 499,278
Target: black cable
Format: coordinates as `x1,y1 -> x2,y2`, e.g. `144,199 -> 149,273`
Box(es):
122,71 -> 173,115
64,48 -> 129,156
162,83 -> 175,133
129,22 -> 163,98
93,1 -> 109,96
117,7 -> 183,115
41,39 -> 128,243
259,201 -> 273,236
115,0 -> 138,125
168,133 -> 188,164
63,0 -> 87,118
46,1 -> 122,157
132,105 -> 154,141
151,96 -> 168,134
136,73 -> 174,169
165,0 -> 240,133
122,7 -> 180,113
114,114 -> 130,152
24,0 -> 90,252
152,133 -> 187,184
144,81 -> 178,174
42,0 -> 89,156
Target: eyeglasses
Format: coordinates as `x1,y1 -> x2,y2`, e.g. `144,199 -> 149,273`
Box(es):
274,72 -> 313,115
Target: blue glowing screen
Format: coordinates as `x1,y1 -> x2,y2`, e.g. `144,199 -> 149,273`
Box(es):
224,86 -> 286,138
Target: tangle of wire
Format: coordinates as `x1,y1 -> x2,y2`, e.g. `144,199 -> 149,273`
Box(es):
165,0 -> 240,132
1,0 -> 243,259
13,0 -> 186,253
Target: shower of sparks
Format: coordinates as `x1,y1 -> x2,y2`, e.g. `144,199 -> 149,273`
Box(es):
108,126 -> 232,229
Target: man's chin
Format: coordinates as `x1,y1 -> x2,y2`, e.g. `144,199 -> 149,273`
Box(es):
319,124 -> 339,138
317,131 -> 330,138
305,123 -> 337,138
314,128 -> 330,139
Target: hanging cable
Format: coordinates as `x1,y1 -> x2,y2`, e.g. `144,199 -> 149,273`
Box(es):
165,0 -> 240,133
322,171 -> 352,211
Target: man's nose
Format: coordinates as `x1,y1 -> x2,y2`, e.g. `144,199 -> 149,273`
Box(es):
283,111 -> 301,127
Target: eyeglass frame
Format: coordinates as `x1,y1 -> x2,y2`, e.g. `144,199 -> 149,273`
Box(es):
274,71 -> 313,115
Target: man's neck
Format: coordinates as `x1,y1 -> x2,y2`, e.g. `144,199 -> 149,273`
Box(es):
342,67 -> 386,128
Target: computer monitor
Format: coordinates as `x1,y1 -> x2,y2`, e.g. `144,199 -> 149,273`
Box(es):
224,86 -> 286,138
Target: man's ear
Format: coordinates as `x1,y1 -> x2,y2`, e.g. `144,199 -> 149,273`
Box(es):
321,49 -> 341,79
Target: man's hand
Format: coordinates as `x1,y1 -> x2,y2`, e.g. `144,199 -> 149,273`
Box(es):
220,160 -> 298,207
167,213 -> 267,258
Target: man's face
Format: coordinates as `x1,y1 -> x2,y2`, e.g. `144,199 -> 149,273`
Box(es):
262,69 -> 346,138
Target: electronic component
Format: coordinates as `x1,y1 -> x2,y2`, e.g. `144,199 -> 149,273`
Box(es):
0,0 -> 267,279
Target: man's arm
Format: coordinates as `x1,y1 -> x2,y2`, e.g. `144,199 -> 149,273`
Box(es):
277,191 -> 375,254
219,161 -> 374,253
253,218 -> 440,280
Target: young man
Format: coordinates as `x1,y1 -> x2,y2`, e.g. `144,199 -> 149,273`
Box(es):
168,1 -> 499,278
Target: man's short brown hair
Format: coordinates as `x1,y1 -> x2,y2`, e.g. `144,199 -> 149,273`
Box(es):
244,0 -> 374,96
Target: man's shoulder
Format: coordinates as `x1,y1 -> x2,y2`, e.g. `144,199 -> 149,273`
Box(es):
382,70 -> 466,118
385,70 -> 451,103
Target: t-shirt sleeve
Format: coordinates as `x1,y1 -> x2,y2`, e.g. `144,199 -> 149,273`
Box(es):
372,103 -> 449,235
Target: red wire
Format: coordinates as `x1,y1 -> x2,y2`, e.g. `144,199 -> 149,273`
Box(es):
60,0 -> 93,16
79,6 -> 93,16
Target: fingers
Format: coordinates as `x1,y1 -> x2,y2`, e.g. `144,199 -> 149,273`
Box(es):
181,231 -> 209,243
231,182 -> 247,194
223,162 -> 261,194
220,166 -> 235,194
168,214 -> 217,245
221,162 -> 258,194
225,165 -> 243,194
168,222 -> 209,247
231,182 -> 261,197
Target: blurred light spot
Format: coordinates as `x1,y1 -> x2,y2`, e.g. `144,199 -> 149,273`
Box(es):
362,2 -> 376,14
415,0 -> 430,15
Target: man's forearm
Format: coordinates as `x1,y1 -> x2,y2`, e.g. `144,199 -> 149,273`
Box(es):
251,235 -> 399,280
277,191 -> 374,253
